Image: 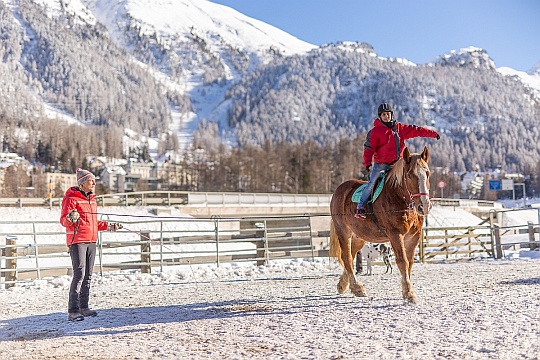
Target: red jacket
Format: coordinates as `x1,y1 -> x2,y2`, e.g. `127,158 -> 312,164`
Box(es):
60,186 -> 108,246
363,118 -> 438,168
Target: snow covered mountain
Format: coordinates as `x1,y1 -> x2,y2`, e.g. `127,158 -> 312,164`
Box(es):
1,0 -> 317,152
497,64 -> 540,100
79,0 -> 316,147
0,0 -> 539,171
432,46 -> 497,71
430,46 -> 540,99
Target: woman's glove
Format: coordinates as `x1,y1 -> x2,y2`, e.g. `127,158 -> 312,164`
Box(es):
66,209 -> 80,223
107,223 -> 123,232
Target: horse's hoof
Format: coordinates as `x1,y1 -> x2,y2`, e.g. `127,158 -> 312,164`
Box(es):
337,284 -> 348,294
351,285 -> 367,297
404,295 -> 418,304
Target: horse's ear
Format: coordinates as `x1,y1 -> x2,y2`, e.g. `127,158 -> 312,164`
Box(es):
403,147 -> 411,163
421,146 -> 430,163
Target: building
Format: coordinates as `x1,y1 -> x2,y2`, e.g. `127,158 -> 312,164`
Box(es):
32,173 -> 77,197
99,166 -> 127,193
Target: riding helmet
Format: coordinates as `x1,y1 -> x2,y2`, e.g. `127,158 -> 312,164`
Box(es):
378,103 -> 393,116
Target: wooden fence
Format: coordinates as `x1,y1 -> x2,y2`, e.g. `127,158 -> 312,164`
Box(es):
1,208 -> 539,288
420,225 -> 494,262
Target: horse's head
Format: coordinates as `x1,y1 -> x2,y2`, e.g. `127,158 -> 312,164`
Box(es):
403,146 -> 432,215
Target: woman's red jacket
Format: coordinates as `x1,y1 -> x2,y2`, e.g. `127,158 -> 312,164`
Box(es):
60,186 -> 108,246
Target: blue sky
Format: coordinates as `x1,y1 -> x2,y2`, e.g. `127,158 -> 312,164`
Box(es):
212,0 -> 540,72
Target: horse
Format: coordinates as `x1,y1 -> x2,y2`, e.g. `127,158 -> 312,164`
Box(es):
329,146 -> 432,303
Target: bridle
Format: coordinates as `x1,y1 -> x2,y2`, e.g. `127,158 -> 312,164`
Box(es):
402,161 -> 431,212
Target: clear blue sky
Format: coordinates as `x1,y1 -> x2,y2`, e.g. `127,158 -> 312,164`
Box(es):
212,0 -> 540,72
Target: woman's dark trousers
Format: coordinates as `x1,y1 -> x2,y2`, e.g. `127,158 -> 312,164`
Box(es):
68,243 -> 96,313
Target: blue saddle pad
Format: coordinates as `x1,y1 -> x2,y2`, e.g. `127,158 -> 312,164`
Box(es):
352,172 -> 387,203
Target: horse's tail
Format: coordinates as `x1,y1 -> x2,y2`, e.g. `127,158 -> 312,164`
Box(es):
329,219 -> 343,266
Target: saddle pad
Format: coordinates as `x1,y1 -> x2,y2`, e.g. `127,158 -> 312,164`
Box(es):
351,173 -> 387,203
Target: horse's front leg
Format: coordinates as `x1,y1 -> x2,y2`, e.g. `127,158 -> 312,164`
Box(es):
403,233 -> 422,301
390,235 -> 417,304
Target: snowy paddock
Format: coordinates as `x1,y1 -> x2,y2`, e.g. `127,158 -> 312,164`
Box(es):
1,257 -> 539,359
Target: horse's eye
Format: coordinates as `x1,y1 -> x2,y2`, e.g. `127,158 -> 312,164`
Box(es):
407,173 -> 412,179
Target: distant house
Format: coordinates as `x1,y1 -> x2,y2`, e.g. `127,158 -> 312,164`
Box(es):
100,166 -> 127,193
0,152 -> 32,195
47,173 -> 77,194
156,162 -> 190,190
124,160 -> 159,191
461,172 -> 484,199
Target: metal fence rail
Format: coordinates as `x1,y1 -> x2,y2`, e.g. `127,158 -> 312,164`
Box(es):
0,215 -> 330,287
1,208 -> 539,288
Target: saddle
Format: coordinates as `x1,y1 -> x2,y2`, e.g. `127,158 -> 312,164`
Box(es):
352,171 -> 390,236
351,172 -> 387,204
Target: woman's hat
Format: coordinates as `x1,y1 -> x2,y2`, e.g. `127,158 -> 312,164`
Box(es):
76,168 -> 95,185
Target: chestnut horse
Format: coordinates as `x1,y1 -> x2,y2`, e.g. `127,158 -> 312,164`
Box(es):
329,146 -> 432,303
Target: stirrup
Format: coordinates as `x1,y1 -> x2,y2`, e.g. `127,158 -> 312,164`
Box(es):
355,207 -> 367,219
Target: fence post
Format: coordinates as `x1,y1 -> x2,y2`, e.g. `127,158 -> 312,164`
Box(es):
140,231 -> 151,274
493,225 -> 503,259
256,221 -> 267,266
4,236 -> 17,288
213,217 -> 220,268
527,221 -> 537,251
308,217 -> 315,261
445,229 -> 449,260
467,228 -> 473,255
489,210 -> 498,259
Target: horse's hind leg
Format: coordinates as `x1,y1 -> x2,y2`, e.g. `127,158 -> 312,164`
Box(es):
337,253 -> 366,296
345,236 -> 367,297
337,272 -> 349,294
333,226 -> 366,297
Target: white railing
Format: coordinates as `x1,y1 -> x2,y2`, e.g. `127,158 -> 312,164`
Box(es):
0,192 -> 501,209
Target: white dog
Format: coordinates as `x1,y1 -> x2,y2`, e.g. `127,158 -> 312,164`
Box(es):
355,243 -> 393,275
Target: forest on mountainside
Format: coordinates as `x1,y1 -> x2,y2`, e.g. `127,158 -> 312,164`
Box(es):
6,133 -> 491,199
0,1 -> 539,199
0,1 -> 185,172
223,43 -> 540,173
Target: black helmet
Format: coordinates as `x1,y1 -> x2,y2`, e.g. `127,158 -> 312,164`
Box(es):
378,103 -> 393,116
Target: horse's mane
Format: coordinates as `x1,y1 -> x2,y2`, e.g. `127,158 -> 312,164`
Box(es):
386,158 -> 405,188
386,153 -> 428,188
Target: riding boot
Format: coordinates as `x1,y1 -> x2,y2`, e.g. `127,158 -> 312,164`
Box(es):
355,207 -> 366,219
68,312 -> 84,321
80,308 -> 98,317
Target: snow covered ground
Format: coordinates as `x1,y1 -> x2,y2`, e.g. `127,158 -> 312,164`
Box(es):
1,205 -> 539,359
0,257 -> 539,359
